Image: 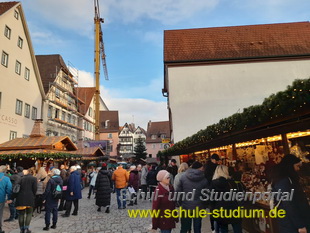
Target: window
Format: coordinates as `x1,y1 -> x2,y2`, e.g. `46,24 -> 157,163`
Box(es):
55,108 -> 59,118
15,60 -> 21,75
61,111 -> 66,121
161,134 -> 166,139
15,99 -> 22,115
24,103 -> 30,118
24,67 -> 30,81
9,131 -> 17,140
108,133 -> 112,139
55,88 -> 60,98
4,25 -> 11,39
151,135 -> 157,139
68,114 -> 71,123
17,37 -> 23,48
47,105 -> 52,118
1,51 -> 8,67
32,107 -> 37,120
88,107 -> 93,117
72,116 -> 76,125
14,10 -> 19,19
152,144 -> 156,149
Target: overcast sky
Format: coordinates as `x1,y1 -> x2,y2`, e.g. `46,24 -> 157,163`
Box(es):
18,0 -> 310,129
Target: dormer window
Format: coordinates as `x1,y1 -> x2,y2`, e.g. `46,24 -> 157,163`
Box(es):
14,10 -> 19,19
151,135 -> 157,139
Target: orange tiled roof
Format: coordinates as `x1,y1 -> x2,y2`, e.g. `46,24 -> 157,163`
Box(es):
146,121 -> 170,143
100,111 -> 119,133
0,136 -> 77,151
164,22 -> 310,63
75,87 -> 96,115
0,2 -> 18,15
36,55 -> 72,95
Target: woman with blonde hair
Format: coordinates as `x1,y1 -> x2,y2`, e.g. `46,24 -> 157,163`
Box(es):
35,167 -> 47,213
210,165 -> 242,233
173,162 -> 188,189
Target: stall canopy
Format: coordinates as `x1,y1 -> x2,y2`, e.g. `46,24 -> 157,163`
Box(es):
70,147 -> 105,160
0,119 -> 80,160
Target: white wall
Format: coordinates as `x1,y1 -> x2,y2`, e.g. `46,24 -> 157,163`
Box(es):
167,59 -> 310,142
0,5 -> 42,143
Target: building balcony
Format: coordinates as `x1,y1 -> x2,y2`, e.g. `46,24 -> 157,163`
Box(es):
48,118 -> 84,131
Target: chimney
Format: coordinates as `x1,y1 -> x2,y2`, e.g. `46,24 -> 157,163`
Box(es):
30,119 -> 45,137
77,138 -> 84,149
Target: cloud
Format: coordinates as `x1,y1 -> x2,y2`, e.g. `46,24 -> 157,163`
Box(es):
77,69 -> 168,129
20,0 -> 219,36
107,0 -> 219,25
21,0 -> 94,37
109,98 -> 168,129
27,23 -> 67,48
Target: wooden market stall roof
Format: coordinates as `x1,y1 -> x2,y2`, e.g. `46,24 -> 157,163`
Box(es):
70,147 -> 105,160
0,136 -> 77,151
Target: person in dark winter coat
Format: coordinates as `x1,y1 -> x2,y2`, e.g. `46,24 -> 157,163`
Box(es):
42,169 -> 63,231
152,170 -> 177,233
271,154 -> 310,233
5,166 -> 23,222
58,165 -> 69,211
62,166 -> 82,217
204,153 -> 220,233
15,168 -> 37,233
95,164 -> 112,213
210,165 -> 242,233
128,166 -> 139,206
146,165 -> 158,200
176,161 -> 208,233
0,165 -> 12,233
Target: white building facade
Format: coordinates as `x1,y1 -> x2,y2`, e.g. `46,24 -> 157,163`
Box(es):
76,87 -> 109,141
163,22 -> 310,143
0,2 -> 44,143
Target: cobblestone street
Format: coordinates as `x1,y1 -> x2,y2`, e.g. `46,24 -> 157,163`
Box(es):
2,188 -> 220,233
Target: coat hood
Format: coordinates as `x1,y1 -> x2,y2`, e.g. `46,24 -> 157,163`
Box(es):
99,169 -> 109,175
130,169 -> 138,175
185,168 -> 205,182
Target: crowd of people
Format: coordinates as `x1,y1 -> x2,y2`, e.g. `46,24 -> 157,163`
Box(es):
0,153 -> 309,233
0,164 -> 84,233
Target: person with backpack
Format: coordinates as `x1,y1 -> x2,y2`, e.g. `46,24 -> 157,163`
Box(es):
4,166 -> 22,222
42,168 -> 63,231
0,165 -> 12,233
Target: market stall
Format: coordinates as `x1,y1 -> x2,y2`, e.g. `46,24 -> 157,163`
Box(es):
163,79 -> 310,233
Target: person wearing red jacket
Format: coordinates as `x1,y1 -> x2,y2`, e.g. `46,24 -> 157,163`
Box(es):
152,170 -> 177,233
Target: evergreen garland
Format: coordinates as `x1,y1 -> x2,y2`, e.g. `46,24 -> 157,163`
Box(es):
0,152 -> 82,161
162,78 -> 310,156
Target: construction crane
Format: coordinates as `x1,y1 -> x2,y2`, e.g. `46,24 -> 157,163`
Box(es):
94,0 -> 108,140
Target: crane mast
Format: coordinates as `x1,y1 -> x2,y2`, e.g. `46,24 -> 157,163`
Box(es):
94,0 -> 108,140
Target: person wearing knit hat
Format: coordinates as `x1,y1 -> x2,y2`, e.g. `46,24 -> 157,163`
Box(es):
156,170 -> 169,183
152,170 -> 177,232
